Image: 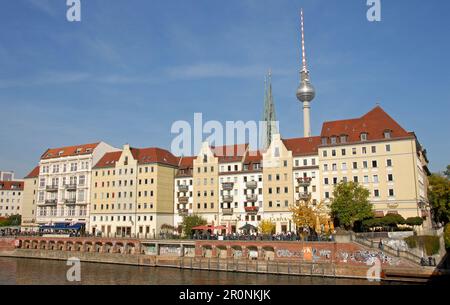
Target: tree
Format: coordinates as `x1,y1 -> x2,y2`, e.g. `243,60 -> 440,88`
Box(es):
428,174 -> 450,224
258,220 -> 276,235
290,197 -> 329,234
330,181 -> 373,230
181,215 -> 207,237
405,217 -> 424,227
444,165 -> 450,179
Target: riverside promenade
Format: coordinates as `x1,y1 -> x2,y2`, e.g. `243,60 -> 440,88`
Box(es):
0,236 -> 442,282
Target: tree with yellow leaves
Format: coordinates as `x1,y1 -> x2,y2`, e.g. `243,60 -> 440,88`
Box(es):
258,219 -> 276,235
290,197 -> 331,235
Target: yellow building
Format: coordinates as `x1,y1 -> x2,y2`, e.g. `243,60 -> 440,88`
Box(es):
90,144 -> 178,237
20,166 -> 40,232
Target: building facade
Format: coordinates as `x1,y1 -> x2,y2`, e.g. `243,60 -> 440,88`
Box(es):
0,180 -> 24,218
90,144 -> 178,238
35,142 -> 118,231
20,166 -> 40,231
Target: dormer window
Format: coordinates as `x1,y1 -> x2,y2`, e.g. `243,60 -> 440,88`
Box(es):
124,156 -> 128,165
86,148 -> 92,153
58,150 -> 64,156
76,148 -> 82,154
203,154 -> 208,163
384,130 -> 392,139
360,133 -> 368,141
321,137 -> 328,145
330,136 -> 337,144
340,135 -> 348,143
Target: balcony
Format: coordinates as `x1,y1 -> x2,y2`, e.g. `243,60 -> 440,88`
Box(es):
222,182 -> 234,191
246,180 -> 257,189
222,208 -> 234,216
44,199 -> 57,205
297,177 -> 312,187
178,208 -> 189,216
64,198 -> 76,205
65,184 -> 77,191
246,194 -> 258,202
178,184 -> 189,192
178,196 -> 189,204
46,185 -> 59,192
244,206 -> 259,214
298,192 -> 310,201
223,195 -> 234,203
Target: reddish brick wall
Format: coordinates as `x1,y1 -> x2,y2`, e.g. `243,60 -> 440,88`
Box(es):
0,238 -> 16,251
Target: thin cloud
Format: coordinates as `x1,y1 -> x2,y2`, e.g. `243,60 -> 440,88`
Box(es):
26,0 -> 58,17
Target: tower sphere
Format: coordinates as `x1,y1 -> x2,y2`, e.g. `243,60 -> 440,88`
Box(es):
296,80 -> 315,103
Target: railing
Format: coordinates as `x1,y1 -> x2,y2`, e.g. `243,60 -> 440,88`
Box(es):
244,206 -> 259,214
222,208 -> 234,215
246,194 -> 257,202
222,182 -> 234,190
45,185 -> 58,192
64,198 -> 76,205
297,177 -> 312,186
44,199 -> 57,205
297,192 -> 310,200
178,208 -> 189,216
64,184 -> 77,190
223,195 -> 233,203
178,184 -> 189,192
178,196 -> 189,204
245,181 -> 257,189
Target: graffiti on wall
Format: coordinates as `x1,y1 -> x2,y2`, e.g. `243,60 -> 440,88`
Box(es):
160,245 -> 181,256
337,250 -> 400,266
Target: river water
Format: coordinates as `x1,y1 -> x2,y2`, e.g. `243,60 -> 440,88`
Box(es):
0,257 -> 385,285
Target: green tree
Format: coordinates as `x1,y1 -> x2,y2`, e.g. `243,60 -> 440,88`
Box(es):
181,215 -> 207,237
405,217 -> 424,227
428,174 -> 450,224
330,181 -> 373,230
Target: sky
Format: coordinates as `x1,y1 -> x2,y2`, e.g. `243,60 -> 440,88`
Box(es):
0,0 -> 449,178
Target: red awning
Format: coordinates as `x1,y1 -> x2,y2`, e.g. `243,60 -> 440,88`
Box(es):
192,225 -> 213,230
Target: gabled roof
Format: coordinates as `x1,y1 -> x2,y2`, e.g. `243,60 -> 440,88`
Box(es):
24,166 -> 40,179
130,147 -> 179,167
41,142 -> 100,160
211,144 -> 248,163
93,151 -> 122,169
320,106 -> 411,143
282,136 -> 321,156
0,181 -> 24,191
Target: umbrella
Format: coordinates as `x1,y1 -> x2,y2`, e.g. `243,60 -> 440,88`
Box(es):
239,223 -> 257,231
192,225 -> 213,230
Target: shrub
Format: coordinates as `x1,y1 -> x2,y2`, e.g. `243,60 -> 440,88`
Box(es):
406,217 -> 424,227
404,235 -> 440,255
404,236 -> 417,249
445,223 -> 450,249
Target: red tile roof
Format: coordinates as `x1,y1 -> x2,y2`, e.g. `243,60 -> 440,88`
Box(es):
93,151 -> 122,169
212,144 -> 248,163
130,147 -> 179,167
24,166 -> 39,179
177,156 -> 196,169
244,151 -> 262,164
282,136 -> 322,156
41,142 -> 100,160
320,106 -> 412,144
0,181 -> 24,191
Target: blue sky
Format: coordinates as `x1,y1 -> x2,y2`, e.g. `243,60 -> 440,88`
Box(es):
0,0 -> 449,177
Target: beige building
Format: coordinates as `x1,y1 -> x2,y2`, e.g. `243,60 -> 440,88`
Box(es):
318,106 -> 431,227
0,180 -> 24,218
90,144 -> 178,238
20,166 -> 40,231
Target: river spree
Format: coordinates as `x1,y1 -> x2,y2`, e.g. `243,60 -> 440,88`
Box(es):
0,257 -> 388,285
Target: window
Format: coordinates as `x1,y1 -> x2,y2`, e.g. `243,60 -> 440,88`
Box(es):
321,138 -> 327,145
332,150 -> 336,157
353,162 -> 358,169
363,161 -> 368,169
386,144 -> 391,152
353,176 -> 359,183
388,189 -> 395,197
331,137 -> 337,144
352,148 -> 357,155
323,150 -> 328,157
387,159 -> 392,167
374,189 -> 380,197
283,160 -> 288,167
372,160 -> 378,168
373,175 -> 379,183
324,164 -> 328,172
333,177 -> 338,185
341,149 -> 346,156
324,178 -> 329,185
362,147 -> 367,154
342,163 -> 347,170
340,135 -> 347,143
384,130 -> 391,139
371,146 -> 376,153
342,177 -> 348,183
363,176 -> 369,184
269,201 -> 273,208
332,163 -> 337,171
303,159 -> 307,166
388,174 -> 394,182
360,133 -> 368,141
325,192 -> 330,199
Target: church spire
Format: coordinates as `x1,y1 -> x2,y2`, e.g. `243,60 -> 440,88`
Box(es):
262,69 -> 278,150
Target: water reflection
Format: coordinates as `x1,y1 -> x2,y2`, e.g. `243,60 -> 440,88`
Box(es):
0,257 -> 379,285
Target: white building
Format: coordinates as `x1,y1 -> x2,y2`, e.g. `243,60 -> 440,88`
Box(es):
35,142 -> 118,231
0,180 -> 24,218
